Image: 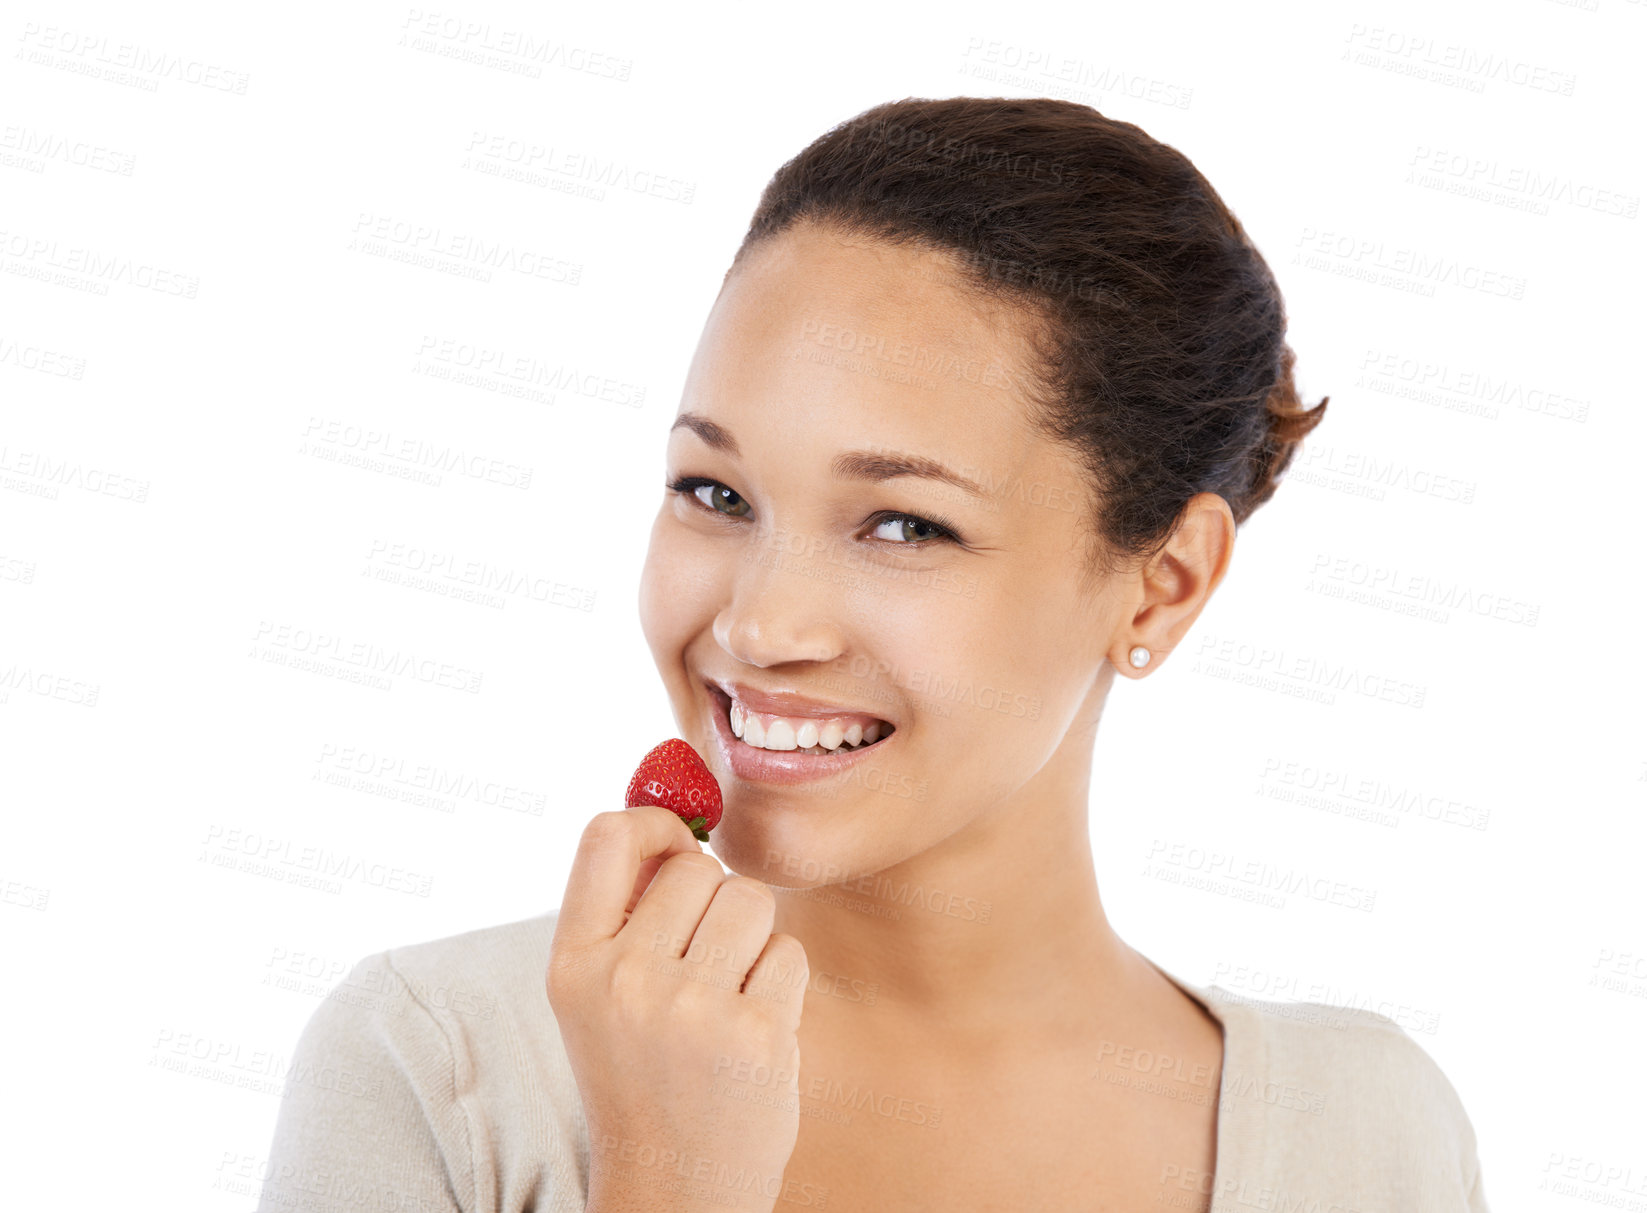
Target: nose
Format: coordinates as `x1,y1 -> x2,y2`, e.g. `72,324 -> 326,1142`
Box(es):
712,541 -> 846,668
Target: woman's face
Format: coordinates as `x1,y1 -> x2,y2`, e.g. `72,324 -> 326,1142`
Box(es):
638,221 -> 1131,885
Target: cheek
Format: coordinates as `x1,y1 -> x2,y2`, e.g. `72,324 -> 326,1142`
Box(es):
886,570 -> 1054,737
832,587 -> 980,724
638,513 -> 718,658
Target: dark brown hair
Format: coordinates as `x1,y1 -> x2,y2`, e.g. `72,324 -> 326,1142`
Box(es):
728,96 -> 1328,582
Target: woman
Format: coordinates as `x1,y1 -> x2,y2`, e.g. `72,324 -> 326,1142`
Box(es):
259,97 -> 1488,1212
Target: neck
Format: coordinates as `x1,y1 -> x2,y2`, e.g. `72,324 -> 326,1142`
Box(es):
770,716 -> 1151,1053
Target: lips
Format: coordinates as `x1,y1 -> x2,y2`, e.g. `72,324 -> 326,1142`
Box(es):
702,681 -> 899,786
707,677 -> 894,729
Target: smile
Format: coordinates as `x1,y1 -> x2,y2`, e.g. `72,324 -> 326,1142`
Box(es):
729,695 -> 893,755
704,682 -> 898,786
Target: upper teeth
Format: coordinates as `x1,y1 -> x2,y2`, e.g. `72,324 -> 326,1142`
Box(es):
729,699 -> 891,753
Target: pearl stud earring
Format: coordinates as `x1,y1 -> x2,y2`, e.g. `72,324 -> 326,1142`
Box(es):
1129,646 -> 1151,669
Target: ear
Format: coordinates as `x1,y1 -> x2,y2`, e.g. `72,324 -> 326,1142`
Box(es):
1112,493 -> 1235,678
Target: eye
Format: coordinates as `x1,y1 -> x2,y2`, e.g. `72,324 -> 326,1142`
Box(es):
666,476 -> 962,546
865,512 -> 959,545
668,475 -> 751,517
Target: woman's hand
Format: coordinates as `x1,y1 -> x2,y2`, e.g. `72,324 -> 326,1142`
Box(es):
548,805 -> 811,1213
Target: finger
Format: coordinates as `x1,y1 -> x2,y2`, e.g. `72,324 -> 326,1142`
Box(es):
624,851 -> 672,918
680,877 -> 778,986
743,933 -> 810,1025
620,849 -> 732,957
555,805 -> 704,950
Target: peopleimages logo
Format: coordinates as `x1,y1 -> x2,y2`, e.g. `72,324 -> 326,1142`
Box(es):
350,213 -> 582,283
16,24 -> 252,94
0,230 -> 200,297
765,851 -> 993,923
826,655 -> 1041,720
1145,839 -> 1378,912
300,417 -> 533,489
252,620 -> 484,694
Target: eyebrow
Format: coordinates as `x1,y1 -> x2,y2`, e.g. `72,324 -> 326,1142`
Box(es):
669,411 -> 990,500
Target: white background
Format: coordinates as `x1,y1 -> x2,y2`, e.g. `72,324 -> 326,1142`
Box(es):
3,0 -> 1643,1208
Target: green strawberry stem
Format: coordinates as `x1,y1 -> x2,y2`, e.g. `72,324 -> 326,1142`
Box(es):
685,815 -> 710,842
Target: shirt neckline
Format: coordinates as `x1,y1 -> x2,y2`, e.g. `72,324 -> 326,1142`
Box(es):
1139,955 -> 1269,1199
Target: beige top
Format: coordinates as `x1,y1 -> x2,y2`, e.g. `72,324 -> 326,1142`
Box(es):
255,911 -> 1490,1212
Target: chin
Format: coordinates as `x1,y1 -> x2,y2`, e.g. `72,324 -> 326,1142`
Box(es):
705,809 -> 880,891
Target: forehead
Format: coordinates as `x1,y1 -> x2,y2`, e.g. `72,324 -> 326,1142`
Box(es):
716,221 -> 1041,360
682,223 -> 1050,474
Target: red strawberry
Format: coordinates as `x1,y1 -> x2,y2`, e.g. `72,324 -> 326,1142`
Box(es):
625,738 -> 723,842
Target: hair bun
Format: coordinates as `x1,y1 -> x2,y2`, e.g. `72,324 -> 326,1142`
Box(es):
1246,342 -> 1328,520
